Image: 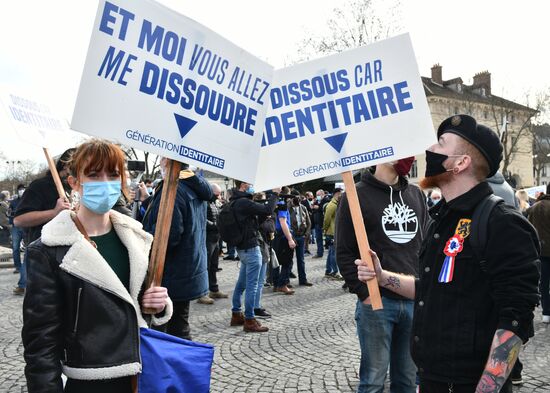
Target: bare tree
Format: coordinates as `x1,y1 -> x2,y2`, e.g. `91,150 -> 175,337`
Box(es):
533,124 -> 550,185
296,0 -> 402,61
489,91 -> 549,178
123,147 -> 161,179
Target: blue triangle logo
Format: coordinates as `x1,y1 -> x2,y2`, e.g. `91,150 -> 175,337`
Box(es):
174,113 -> 197,139
324,132 -> 348,153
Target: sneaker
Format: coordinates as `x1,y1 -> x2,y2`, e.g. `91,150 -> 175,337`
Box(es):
543,315 -> 550,323
209,291 -> 229,299
254,308 -> 272,318
197,295 -> 214,305
13,287 -> 25,296
312,255 -> 323,259
331,273 -> 344,281
289,272 -> 297,279
13,269 -> 19,274
216,268 -> 223,272
287,284 -> 293,288
299,282 -> 313,287
511,376 -> 523,385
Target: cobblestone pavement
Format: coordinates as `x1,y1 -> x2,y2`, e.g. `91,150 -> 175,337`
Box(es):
0,253 -> 549,392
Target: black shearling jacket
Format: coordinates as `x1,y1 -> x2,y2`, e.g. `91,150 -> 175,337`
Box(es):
22,210 -> 173,393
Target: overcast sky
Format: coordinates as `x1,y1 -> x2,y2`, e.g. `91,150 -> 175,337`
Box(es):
1,0 -> 548,164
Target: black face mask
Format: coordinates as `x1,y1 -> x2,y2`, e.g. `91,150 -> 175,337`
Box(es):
424,150 -> 450,177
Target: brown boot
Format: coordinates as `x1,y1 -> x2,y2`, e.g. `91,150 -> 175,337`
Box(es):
243,318 -> 269,333
275,285 -> 295,295
230,312 -> 245,326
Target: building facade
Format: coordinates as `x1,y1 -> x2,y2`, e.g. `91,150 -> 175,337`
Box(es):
410,65 -> 536,188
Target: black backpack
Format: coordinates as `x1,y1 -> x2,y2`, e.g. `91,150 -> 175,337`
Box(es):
469,194 -> 504,272
217,201 -> 244,247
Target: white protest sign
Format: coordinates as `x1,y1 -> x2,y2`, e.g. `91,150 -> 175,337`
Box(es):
254,34 -> 435,190
0,89 -> 69,148
72,0 -> 273,183
525,185 -> 546,199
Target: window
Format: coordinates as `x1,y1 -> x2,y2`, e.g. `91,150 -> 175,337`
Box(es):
411,160 -> 418,178
483,110 -> 488,119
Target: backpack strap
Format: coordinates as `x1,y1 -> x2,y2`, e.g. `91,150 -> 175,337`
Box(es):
469,194 -> 504,272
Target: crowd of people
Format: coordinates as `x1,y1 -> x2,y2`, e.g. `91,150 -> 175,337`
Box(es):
0,114 -> 548,393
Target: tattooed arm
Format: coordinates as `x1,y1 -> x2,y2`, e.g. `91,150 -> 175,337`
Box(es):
475,329 -> 522,393
355,250 -> 415,300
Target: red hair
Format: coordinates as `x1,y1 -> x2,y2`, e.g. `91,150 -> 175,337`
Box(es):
69,139 -> 128,198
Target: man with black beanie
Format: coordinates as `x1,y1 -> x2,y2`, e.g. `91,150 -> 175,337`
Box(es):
356,115 -> 540,393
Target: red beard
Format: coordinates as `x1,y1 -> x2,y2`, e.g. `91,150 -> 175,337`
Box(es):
419,171 -> 453,190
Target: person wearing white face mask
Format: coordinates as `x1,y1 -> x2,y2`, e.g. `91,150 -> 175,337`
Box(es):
22,139 -> 172,393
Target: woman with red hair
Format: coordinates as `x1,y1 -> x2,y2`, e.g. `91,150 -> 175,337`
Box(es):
22,139 -> 172,393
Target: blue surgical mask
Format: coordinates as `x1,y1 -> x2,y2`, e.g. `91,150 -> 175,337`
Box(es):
247,186 -> 255,194
316,196 -> 321,202
81,181 -> 121,214
147,187 -> 153,194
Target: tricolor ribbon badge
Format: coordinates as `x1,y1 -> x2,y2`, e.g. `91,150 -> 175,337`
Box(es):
438,234 -> 464,283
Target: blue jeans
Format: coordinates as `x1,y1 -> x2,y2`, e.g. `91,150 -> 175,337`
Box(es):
355,297 -> 416,393
254,262 -> 267,309
232,247 -> 262,319
314,224 -> 324,257
11,226 -> 24,271
325,235 -> 338,274
294,235 -> 307,283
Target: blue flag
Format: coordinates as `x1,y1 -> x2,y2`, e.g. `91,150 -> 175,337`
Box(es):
139,328 -> 214,393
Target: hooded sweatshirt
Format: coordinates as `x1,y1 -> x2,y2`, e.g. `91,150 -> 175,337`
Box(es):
486,172 -> 519,209
336,170 -> 429,301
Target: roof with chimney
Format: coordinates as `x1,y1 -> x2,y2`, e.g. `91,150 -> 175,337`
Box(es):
423,65 -> 535,113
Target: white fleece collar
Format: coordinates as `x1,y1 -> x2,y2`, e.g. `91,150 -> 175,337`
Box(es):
41,210 -> 154,327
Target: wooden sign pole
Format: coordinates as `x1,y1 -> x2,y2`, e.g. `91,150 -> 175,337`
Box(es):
341,171 -> 383,310
144,159 -> 181,301
42,148 -> 67,200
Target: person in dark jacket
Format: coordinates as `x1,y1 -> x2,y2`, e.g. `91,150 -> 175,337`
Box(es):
197,182 -> 228,304
14,149 -> 74,295
337,158 -> 428,393
142,157 -> 212,341
22,140 -> 171,393
356,115 -> 540,393
312,190 -> 330,258
526,186 -> 550,324
229,180 -> 280,332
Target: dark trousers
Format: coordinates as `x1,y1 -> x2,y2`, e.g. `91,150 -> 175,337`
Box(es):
540,256 -> 550,315
273,232 -> 294,287
419,378 -> 512,393
294,235 -> 307,283
206,239 -> 220,293
154,300 -> 191,340
314,224 -> 324,257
